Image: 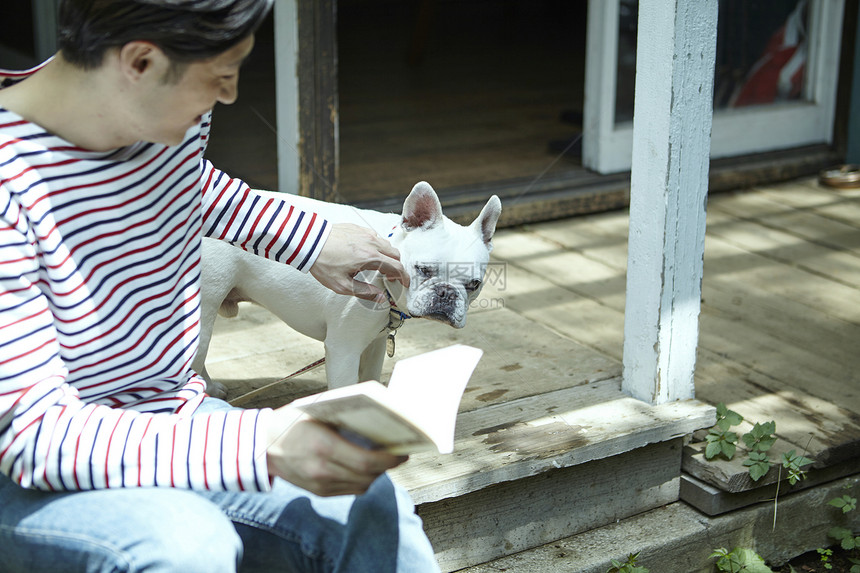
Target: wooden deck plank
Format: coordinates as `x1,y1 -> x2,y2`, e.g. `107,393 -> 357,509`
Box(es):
485,261 -> 625,361
708,193 -> 860,260
702,233 -> 860,324
700,281 -> 860,402
492,230 -> 628,310
757,181 -> 860,230
390,377 -> 713,504
527,214 -> 631,270
696,294 -> 860,406
206,302 -> 620,413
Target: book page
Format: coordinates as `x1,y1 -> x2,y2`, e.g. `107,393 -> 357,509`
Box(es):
296,392 -> 434,453
386,344 -> 483,453
289,345 -> 483,454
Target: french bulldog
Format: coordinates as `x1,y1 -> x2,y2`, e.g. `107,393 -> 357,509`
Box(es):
193,181 -> 502,396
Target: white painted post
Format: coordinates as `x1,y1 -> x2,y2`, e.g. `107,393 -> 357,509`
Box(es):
274,0 -> 301,194
622,0 -> 718,404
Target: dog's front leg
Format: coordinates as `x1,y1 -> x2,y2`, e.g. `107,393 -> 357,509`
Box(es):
323,335 -> 365,389
357,334 -> 387,384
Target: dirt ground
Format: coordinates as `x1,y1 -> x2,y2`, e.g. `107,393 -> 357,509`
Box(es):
776,546 -> 858,572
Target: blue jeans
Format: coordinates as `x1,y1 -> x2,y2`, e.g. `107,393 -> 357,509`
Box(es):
0,399 -> 439,573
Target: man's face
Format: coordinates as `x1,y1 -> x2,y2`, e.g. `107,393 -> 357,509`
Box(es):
134,35 -> 255,146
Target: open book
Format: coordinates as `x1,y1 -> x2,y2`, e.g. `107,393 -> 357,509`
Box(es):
289,344 -> 483,455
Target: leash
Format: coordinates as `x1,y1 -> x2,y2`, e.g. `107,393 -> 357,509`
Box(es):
228,291 -> 409,407
228,357 -> 326,407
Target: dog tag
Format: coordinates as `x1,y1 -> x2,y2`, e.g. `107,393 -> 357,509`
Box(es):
386,332 -> 396,357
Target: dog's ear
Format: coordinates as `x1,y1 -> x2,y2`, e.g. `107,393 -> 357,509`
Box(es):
471,195 -> 502,247
402,181 -> 443,231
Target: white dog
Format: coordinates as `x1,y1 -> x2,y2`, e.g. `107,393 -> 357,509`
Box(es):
194,181 -> 501,396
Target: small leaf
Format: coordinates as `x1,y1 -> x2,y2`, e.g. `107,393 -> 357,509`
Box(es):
747,461 -> 770,481
721,440 -> 737,459
705,440 -> 722,459
724,410 -> 744,426
828,495 -> 857,513
730,548 -> 773,573
830,526 -> 853,541
829,497 -> 847,508
710,548 -> 730,559
715,403 -> 743,427
755,436 -> 777,452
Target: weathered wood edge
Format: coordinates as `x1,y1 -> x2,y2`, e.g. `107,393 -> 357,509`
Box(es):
391,377 -> 715,504
681,453 -> 860,516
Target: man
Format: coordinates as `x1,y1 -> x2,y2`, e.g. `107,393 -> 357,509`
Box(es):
0,0 -> 439,571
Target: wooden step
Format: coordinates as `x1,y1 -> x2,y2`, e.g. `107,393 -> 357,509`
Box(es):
390,377 -> 715,571
680,383 -> 860,515
461,473 -> 860,573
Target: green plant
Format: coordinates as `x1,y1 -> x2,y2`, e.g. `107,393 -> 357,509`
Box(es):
818,547 -> 833,569
781,450 -> 813,485
703,405 -> 784,483
823,488 -> 860,572
829,494 -> 857,514
710,547 -> 773,572
743,451 -> 772,482
829,527 -> 860,550
743,421 -> 777,452
741,422 -> 777,481
705,403 -> 743,460
606,552 -> 649,573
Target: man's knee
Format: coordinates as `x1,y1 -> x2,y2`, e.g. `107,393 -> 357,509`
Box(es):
131,491 -> 243,573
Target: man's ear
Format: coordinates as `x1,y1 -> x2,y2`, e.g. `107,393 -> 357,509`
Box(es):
117,41 -> 169,81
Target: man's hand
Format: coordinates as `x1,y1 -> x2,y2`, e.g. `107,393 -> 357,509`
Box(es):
309,223 -> 410,303
265,405 -> 408,496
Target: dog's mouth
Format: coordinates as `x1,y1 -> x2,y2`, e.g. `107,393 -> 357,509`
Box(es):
409,305 -> 465,328
423,311 -> 457,327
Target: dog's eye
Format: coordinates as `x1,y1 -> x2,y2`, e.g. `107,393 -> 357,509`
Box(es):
465,279 -> 481,292
415,265 -> 436,278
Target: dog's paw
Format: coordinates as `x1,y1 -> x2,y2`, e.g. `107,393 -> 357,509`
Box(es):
206,380 -> 229,400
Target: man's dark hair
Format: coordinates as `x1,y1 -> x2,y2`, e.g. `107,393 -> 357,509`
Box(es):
58,0 -> 273,70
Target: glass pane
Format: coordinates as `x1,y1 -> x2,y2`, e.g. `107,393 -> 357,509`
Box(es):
616,0 -> 810,124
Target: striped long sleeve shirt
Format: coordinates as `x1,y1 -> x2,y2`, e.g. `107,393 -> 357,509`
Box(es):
0,66 -> 330,493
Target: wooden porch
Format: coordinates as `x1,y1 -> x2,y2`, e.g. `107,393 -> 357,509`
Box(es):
204,176 -> 860,571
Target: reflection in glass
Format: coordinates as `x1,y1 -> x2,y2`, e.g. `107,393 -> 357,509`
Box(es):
616,0 -> 809,124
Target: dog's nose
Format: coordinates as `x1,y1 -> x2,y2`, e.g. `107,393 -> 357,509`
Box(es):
434,284 -> 457,301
